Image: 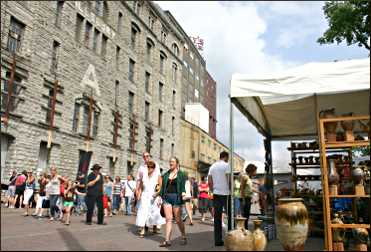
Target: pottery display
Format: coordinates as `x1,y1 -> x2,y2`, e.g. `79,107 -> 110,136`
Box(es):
275,198 -> 309,251
319,108 -> 338,142
252,220 -> 267,251
328,158 -> 340,195
332,213 -> 345,251
352,167 -> 365,196
352,227 -> 369,251
341,113 -> 355,141
225,217 -> 254,251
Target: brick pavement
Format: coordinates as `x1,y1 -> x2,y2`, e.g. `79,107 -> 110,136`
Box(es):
1,207 -> 323,251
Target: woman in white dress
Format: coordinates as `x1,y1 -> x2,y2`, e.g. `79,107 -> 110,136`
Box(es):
136,160 -> 164,238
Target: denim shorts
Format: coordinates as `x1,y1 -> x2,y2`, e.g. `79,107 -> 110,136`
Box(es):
163,193 -> 182,207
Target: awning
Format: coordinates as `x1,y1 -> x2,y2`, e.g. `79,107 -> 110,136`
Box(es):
230,58 -> 370,140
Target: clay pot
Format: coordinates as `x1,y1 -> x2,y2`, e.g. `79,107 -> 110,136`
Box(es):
352,228 -> 369,251
253,220 -> 267,251
352,167 -> 365,196
328,158 -> 339,195
332,213 -> 345,242
225,217 -> 254,251
319,108 -> 338,142
275,198 -> 309,251
341,113 -> 355,141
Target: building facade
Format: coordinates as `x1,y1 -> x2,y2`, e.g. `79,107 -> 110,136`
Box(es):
0,1 -> 188,182
179,119 -> 245,180
205,71 -> 217,139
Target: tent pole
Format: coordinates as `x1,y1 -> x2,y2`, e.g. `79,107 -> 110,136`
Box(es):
229,96 -> 234,230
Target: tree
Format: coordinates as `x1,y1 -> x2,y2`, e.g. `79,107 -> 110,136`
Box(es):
318,1 -> 370,51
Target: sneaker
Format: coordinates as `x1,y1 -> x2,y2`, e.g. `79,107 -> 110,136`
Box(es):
49,217 -> 55,221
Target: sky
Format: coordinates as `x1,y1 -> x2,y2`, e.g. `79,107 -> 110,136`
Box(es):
157,1 -> 368,174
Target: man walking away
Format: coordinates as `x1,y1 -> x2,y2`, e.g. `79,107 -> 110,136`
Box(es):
85,164 -> 105,225
208,151 -> 231,247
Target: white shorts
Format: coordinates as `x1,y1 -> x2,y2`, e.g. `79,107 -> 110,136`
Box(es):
36,195 -> 46,209
7,185 -> 16,197
23,189 -> 34,205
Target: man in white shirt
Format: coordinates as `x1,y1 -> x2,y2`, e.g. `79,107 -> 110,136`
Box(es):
208,151 -> 231,247
122,175 -> 135,215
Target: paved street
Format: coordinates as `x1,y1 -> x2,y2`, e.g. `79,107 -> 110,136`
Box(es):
1,207 -> 323,251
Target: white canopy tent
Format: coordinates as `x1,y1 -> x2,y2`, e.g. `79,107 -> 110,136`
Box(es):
227,58 -> 370,229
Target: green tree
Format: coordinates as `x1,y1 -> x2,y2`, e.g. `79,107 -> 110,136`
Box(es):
318,1 -> 370,51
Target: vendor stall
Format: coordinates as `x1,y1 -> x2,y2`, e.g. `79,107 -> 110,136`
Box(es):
229,58 -> 370,251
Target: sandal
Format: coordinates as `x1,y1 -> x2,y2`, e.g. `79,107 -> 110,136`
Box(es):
181,236 -> 187,245
159,241 -> 171,247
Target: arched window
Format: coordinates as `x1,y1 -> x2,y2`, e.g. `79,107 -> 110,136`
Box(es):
95,1 -> 109,21
172,43 -> 179,57
131,22 -> 141,49
159,51 -> 167,74
146,38 -> 155,64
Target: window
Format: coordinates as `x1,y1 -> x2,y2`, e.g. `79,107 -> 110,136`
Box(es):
145,127 -> 152,153
95,0 -> 103,17
37,142 -> 51,172
191,150 -> 195,159
148,15 -> 155,30
171,116 -> 175,136
160,54 -> 165,74
158,82 -> 163,102
171,143 -> 174,157
7,17 -> 25,54
72,96 -> 101,138
172,90 -> 176,108
51,41 -> 60,73
161,27 -> 167,43
145,72 -> 150,94
75,14 -> 84,42
133,1 -> 140,15
172,63 -> 177,82
114,80 -> 119,107
145,101 -> 150,122
158,110 -> 163,128
160,138 -> 164,159
1,72 -> 21,113
101,34 -> 108,57
55,1 -> 64,27
129,59 -> 135,82
131,27 -> 137,49
93,29 -> 99,52
45,88 -> 55,124
84,21 -> 92,48
72,102 -> 80,132
116,46 -> 121,69
129,122 -> 135,151
117,12 -> 123,34
146,40 -> 153,64
128,91 -> 134,114
172,43 -> 179,57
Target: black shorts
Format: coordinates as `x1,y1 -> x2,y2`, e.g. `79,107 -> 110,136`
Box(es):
15,186 -> 25,196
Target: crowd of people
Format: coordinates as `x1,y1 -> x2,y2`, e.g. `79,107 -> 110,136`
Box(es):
3,150 -> 264,247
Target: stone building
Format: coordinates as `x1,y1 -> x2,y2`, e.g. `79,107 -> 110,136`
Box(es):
0,1 -> 187,182
179,119 -> 245,180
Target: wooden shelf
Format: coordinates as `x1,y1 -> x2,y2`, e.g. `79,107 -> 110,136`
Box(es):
290,163 -> 321,168
331,224 -> 370,229
329,195 -> 370,198
325,140 -> 369,149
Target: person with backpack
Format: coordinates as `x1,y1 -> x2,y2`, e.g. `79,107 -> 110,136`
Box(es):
13,170 -> 27,209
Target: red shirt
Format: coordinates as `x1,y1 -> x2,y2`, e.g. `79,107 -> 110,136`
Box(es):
199,182 -> 209,199
15,175 -> 26,186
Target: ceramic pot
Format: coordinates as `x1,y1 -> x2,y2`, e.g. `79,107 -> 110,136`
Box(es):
352,167 -> 365,196
332,213 -> 345,242
225,217 -> 254,251
352,228 -> 369,251
319,108 -> 338,142
252,220 -> 267,251
275,198 -> 309,251
328,158 -> 339,195
341,113 -> 355,141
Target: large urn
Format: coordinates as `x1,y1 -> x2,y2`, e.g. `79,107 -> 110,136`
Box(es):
225,217 -> 254,251
352,167 -> 365,196
319,108 -> 338,142
275,198 -> 309,251
328,158 -> 340,196
341,113 -> 355,141
252,220 -> 267,251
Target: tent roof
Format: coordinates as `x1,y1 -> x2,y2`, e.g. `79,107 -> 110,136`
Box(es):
230,58 -> 370,140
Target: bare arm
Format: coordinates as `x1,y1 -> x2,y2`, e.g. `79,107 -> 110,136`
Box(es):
87,174 -> 100,187
208,175 -> 213,193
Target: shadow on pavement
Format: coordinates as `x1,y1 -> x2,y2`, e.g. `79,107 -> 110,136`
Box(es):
57,228 -> 86,251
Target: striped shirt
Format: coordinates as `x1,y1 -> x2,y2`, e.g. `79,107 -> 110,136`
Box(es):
113,183 -> 122,195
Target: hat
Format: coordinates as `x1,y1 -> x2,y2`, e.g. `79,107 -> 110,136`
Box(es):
91,164 -> 102,171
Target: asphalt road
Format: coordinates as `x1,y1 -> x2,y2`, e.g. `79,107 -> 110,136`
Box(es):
1,206 -> 323,251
